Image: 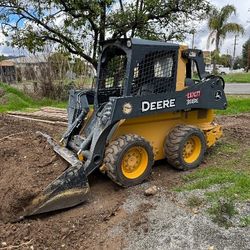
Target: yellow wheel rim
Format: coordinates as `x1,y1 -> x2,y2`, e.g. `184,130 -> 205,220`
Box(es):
182,135 -> 202,164
121,146 -> 148,179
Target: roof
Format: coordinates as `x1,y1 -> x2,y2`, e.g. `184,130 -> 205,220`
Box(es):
11,55 -> 47,64
0,60 -> 15,67
102,38 -> 179,48
131,38 -> 179,47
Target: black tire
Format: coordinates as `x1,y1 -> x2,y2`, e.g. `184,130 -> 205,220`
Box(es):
164,125 -> 206,170
103,134 -> 154,187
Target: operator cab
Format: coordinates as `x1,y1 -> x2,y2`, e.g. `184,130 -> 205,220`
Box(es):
95,38 -> 179,107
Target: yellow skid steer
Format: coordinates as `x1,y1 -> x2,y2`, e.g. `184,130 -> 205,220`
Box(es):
19,38 -> 227,219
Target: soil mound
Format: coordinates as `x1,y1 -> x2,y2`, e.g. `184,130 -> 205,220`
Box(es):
0,132 -> 68,222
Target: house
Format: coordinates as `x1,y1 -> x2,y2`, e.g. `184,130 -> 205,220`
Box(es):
0,54 -> 96,84
0,60 -> 16,83
0,55 -> 47,83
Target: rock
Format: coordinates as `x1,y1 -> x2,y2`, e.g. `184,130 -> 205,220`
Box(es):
144,185 -> 158,196
1,242 -> 7,247
61,227 -> 69,233
208,246 -> 214,250
192,208 -> 199,214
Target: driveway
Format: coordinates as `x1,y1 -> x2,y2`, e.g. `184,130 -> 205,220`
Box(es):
225,83 -> 250,95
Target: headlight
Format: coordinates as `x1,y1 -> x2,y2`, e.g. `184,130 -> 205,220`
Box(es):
127,40 -> 132,48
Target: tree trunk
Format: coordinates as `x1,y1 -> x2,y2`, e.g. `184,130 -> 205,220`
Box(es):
99,1 -> 106,43
213,32 -> 220,73
92,30 -> 99,61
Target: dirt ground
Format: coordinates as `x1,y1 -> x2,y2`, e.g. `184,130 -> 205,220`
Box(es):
0,114 -> 249,250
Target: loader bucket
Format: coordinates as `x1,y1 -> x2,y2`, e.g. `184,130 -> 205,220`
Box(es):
17,132 -> 90,220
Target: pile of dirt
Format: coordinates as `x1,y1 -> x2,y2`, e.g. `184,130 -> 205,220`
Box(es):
217,113 -> 250,145
0,115 -> 128,249
0,115 -> 68,223
0,132 -> 68,222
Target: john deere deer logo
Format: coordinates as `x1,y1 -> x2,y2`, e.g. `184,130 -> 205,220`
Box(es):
123,103 -> 132,114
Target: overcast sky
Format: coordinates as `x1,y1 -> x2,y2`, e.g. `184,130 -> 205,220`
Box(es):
0,0 -> 249,57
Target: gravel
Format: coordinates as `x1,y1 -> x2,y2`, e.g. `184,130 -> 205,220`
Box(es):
114,185 -> 250,250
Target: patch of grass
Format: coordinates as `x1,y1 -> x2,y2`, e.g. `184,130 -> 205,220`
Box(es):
208,141 -> 239,155
0,83 -> 67,112
208,199 -> 237,228
177,167 -> 250,202
240,216 -> 250,227
186,195 -> 204,208
176,165 -> 250,228
223,72 -> 250,83
206,144 -> 250,172
216,96 -> 250,115
220,150 -> 250,172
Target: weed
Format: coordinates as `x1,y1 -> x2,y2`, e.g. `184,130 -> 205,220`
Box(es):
208,199 -> 237,228
186,195 -> 204,208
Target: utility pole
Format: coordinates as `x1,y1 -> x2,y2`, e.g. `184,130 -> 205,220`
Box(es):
247,45 -> 250,72
247,9 -> 250,71
191,30 -> 195,49
232,35 -> 238,69
246,9 -> 250,71
190,29 -> 196,75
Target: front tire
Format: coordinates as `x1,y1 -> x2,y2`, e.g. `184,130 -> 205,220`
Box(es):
164,125 -> 206,170
103,134 -> 154,187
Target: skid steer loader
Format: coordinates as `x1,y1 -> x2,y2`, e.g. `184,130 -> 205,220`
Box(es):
20,38 -> 227,219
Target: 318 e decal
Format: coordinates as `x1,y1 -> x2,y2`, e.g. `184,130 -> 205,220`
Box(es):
186,90 -> 201,105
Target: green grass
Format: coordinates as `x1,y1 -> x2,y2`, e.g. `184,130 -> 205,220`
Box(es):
177,167 -> 250,202
211,141 -> 239,155
0,83 -> 67,112
206,143 -> 250,174
216,96 -> 250,115
223,72 -> 250,83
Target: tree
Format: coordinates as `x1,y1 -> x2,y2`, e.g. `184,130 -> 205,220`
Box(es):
0,0 -> 211,69
242,38 -> 250,71
207,4 -> 244,71
217,54 -> 232,67
0,55 -> 7,61
233,56 -> 243,69
48,52 -> 71,80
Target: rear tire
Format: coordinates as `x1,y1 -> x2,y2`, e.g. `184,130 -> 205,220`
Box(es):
103,134 -> 154,187
164,125 -> 206,170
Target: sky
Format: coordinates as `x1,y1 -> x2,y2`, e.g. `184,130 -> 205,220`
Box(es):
187,0 -> 250,56
0,0 -> 249,57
